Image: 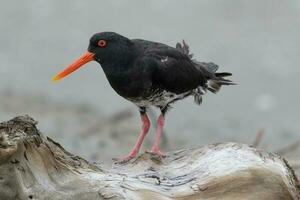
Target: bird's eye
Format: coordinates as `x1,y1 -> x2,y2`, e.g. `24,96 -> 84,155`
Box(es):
97,40 -> 107,47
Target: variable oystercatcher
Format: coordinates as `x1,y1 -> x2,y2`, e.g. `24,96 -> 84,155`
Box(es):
52,32 -> 234,161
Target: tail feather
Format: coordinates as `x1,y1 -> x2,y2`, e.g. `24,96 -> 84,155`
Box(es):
176,40 -> 235,95
208,73 -> 235,93
193,87 -> 205,105
215,72 -> 232,77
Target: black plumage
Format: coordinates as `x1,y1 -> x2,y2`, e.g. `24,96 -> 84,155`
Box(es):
53,32 -> 234,161
87,32 -> 233,111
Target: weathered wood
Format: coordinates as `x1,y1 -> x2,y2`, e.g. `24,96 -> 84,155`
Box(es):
0,116 -> 299,200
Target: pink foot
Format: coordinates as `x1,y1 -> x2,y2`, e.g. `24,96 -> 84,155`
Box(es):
115,112 -> 150,163
117,152 -> 137,163
149,113 -> 166,158
149,146 -> 166,158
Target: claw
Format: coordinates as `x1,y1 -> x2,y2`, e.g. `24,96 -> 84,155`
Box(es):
115,155 -> 136,163
149,148 -> 166,159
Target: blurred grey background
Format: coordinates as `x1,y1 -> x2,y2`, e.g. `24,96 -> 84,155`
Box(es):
0,0 -> 299,165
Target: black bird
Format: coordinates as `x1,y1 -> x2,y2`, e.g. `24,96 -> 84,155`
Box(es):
52,32 -> 234,161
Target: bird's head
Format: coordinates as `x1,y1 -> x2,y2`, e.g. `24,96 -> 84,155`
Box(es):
52,32 -> 133,81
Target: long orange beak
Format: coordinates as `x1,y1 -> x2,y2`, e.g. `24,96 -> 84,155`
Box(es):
52,51 -> 95,81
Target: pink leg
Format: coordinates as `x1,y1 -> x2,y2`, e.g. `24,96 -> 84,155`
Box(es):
119,113 -> 150,161
150,113 -> 165,155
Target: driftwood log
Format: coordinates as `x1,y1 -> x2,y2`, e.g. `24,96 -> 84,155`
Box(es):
0,116 -> 299,200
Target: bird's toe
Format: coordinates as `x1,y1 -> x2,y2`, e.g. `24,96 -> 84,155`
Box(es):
113,154 -> 137,164
147,149 -> 166,159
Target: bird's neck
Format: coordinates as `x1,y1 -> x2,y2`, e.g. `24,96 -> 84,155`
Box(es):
99,49 -> 145,98
99,47 -> 137,76
100,59 -> 141,98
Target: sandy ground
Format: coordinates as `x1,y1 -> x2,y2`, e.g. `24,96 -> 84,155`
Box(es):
0,1 -> 299,174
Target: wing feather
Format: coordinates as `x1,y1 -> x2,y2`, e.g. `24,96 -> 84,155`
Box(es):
144,49 -> 208,94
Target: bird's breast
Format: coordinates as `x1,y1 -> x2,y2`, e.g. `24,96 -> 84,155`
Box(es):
105,71 -> 153,100
106,72 -> 193,107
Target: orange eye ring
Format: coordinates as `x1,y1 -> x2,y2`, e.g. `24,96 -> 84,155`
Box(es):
98,40 -> 107,47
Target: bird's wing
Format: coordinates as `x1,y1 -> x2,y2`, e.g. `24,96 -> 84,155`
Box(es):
141,47 -> 210,94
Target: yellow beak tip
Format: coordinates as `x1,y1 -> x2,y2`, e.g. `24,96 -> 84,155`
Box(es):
52,76 -> 60,82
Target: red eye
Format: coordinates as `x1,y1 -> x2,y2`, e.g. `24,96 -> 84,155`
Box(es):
98,40 -> 107,47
